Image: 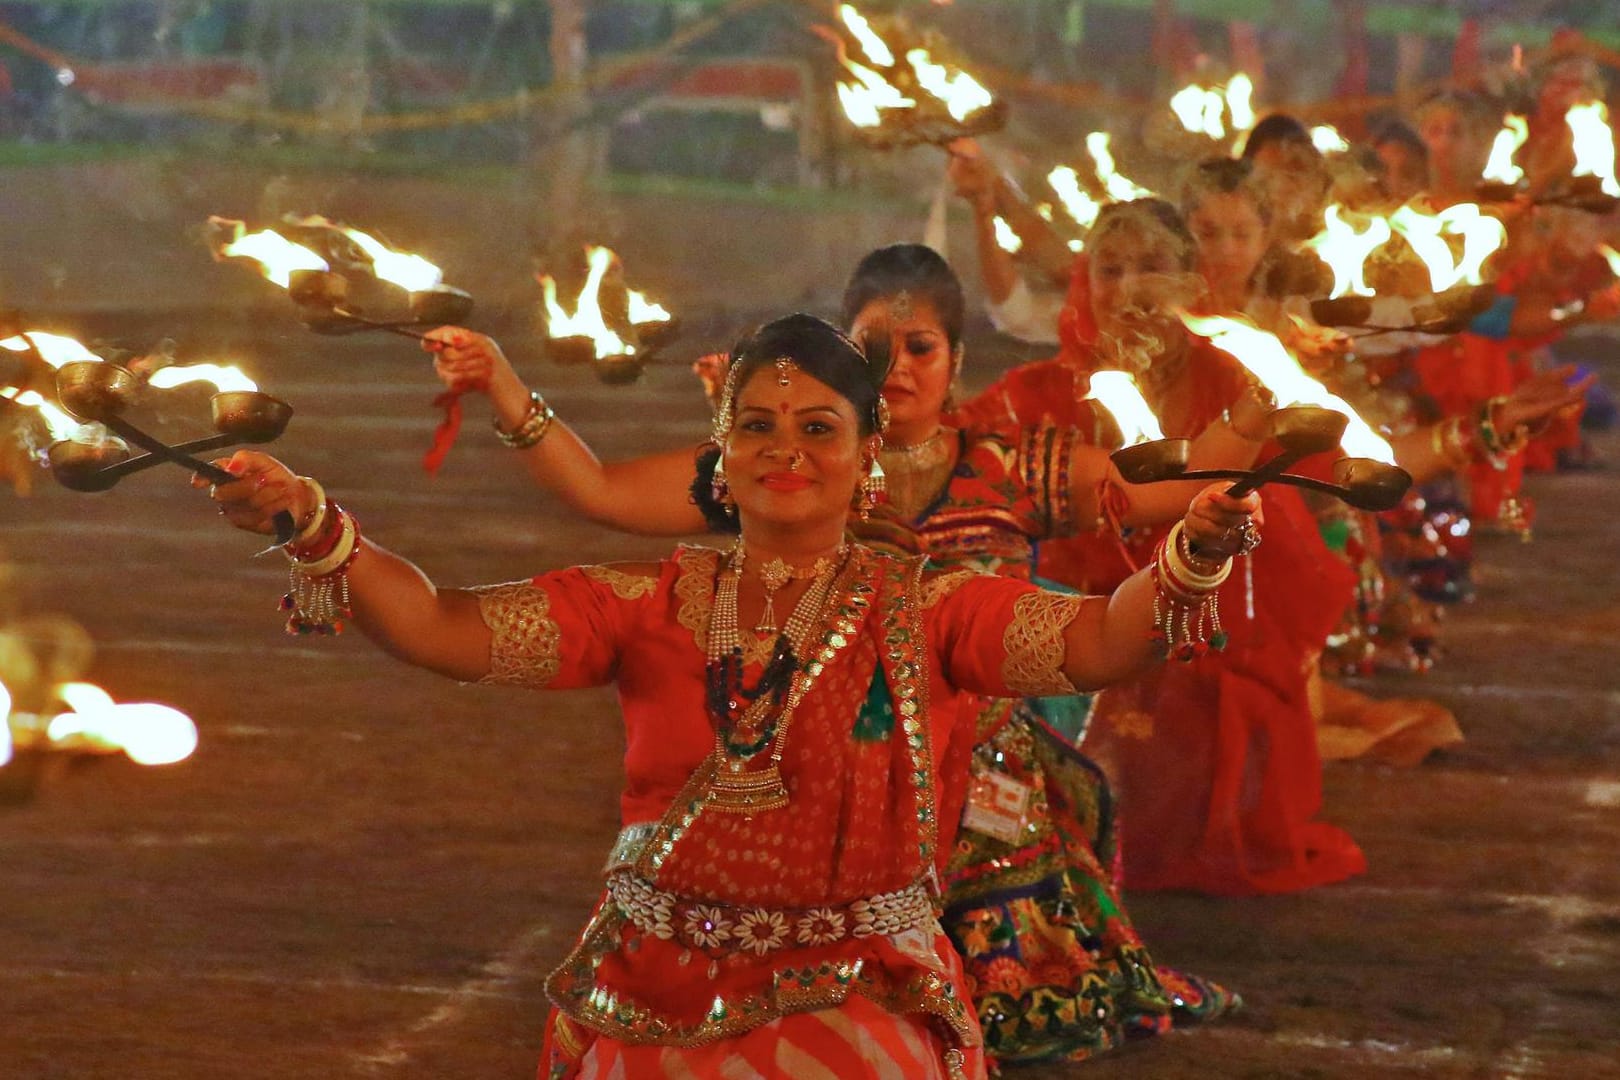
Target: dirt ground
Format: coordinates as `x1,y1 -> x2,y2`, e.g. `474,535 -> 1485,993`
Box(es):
2,165 -> 1619,1078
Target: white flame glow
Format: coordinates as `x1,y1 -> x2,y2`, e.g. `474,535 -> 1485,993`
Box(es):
540,246 -> 634,359
339,227 -> 444,292
47,682 -> 198,766
223,229 -> 329,288
1047,165 -> 1102,229
1086,133 -> 1152,202
1,331 -> 102,369
1482,115 -> 1529,185
1600,244 -> 1620,278
2,388 -> 82,441
1086,370 -> 1164,445
1565,101 -> 1620,197
1388,203 -> 1506,292
1225,74 -> 1256,132
905,48 -> 993,122
1304,204 -> 1392,298
1180,312 -> 1395,462
835,57 -> 914,128
1310,124 -> 1350,154
992,216 -> 1023,253
1170,84 -> 1227,140
627,289 -> 671,326
838,3 -> 893,67
148,364 -> 259,394
0,679 -> 12,768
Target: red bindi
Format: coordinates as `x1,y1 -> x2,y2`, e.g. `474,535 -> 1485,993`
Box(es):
778,402 -> 791,414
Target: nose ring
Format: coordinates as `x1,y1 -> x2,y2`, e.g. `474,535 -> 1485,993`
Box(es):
787,450 -> 805,472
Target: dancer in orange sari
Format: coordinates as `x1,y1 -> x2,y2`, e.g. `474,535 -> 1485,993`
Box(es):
201,313 -> 1258,1078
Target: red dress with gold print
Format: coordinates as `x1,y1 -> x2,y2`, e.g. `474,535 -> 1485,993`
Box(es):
473,545 -> 1086,1079
956,347 -> 1366,896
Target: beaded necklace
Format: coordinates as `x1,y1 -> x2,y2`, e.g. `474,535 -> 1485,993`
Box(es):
703,542 -> 847,814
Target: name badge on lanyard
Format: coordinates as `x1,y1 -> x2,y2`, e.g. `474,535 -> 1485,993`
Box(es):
961,767 -> 1032,844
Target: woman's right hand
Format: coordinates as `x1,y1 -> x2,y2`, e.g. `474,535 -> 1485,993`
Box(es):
946,138 -> 998,215
693,352 -> 729,412
191,450 -> 313,537
423,327 -> 514,395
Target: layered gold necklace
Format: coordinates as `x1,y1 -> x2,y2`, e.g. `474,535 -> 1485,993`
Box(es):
878,427 -> 957,521
703,543 -> 847,814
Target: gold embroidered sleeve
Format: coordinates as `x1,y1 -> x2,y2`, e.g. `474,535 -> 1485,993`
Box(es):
472,581 -> 562,689
1001,590 -> 1083,696
582,564 -> 660,600
921,569 -> 981,609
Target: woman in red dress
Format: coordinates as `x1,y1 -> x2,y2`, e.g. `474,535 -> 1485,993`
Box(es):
200,313 -> 1257,1078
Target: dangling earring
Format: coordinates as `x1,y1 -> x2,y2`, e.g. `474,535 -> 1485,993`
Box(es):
711,452 -> 735,511
858,458 -> 886,519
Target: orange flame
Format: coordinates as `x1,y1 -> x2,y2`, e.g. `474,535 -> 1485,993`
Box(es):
0,330 -> 101,369
831,4 -> 992,128
1600,244 -> 1620,277
47,682 -> 198,766
1179,311 -> 1396,462
1482,115 -> 1529,185
1565,101 -> 1620,196
220,226 -> 329,289
336,226 -> 444,293
1085,371 -> 1164,445
1303,204 -> 1392,299
992,216 -> 1023,253
148,363 -> 259,394
1387,203 -> 1505,292
1047,165 -> 1102,230
540,246 -> 633,359
627,289 -> 671,327
1086,133 -> 1152,202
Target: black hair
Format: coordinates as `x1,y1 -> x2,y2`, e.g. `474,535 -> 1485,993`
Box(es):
1180,157 -> 1272,224
839,243 -> 966,349
1241,113 -> 1320,161
1370,118 -> 1428,161
1089,197 -> 1198,270
689,312 -> 883,534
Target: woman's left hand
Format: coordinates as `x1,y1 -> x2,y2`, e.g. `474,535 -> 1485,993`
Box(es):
1181,483 -> 1264,559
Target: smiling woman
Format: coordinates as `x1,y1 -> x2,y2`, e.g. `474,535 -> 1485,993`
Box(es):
198,311 -> 1258,1080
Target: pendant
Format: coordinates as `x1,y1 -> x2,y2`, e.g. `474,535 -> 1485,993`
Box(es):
707,760 -> 790,814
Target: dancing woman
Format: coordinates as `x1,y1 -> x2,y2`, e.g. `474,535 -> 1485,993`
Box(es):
201,313 -> 1258,1079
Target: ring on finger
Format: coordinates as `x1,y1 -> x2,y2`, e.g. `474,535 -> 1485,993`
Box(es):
1237,519 -> 1262,555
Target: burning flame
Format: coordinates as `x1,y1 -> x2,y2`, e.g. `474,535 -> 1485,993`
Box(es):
1304,204 -> 1392,299
338,227 -> 444,293
222,227 -> 329,289
1565,101 -> 1620,197
1086,133 -> 1152,202
1600,244 -> 1620,277
1179,312 -> 1395,462
1086,371 -> 1164,445
1,331 -> 101,369
1047,165 -> 1102,230
992,216 -> 1023,254
627,290 -> 671,327
148,364 -> 259,394
1482,115 -> 1529,185
47,682 -> 198,766
1387,203 -> 1506,292
540,246 -> 634,359
840,3 -> 894,66
0,679 -> 11,768
0,330 -> 104,440
1310,124 -> 1350,154
1170,84 -> 1228,140
905,48 -> 993,122
1225,74 -> 1256,132
831,4 -> 992,129
835,58 -> 914,128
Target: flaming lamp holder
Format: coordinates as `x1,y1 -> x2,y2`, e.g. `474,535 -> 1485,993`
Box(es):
1309,282 -> 1498,337
46,361 -> 297,541
1475,175 -> 1620,214
850,98 -> 1008,150
545,317 -> 684,386
287,269 -> 475,341
1110,405 -> 1412,512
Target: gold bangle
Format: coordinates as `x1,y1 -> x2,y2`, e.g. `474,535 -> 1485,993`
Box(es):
494,390 -> 555,449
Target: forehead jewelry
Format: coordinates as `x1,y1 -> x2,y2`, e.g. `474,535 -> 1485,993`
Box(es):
775,358 -> 796,387
888,289 -> 914,321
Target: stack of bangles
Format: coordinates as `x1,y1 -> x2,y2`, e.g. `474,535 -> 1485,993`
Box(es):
280,477 -> 360,635
1151,521 -> 1233,661
1430,397 -> 1530,472
495,390 -> 556,449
